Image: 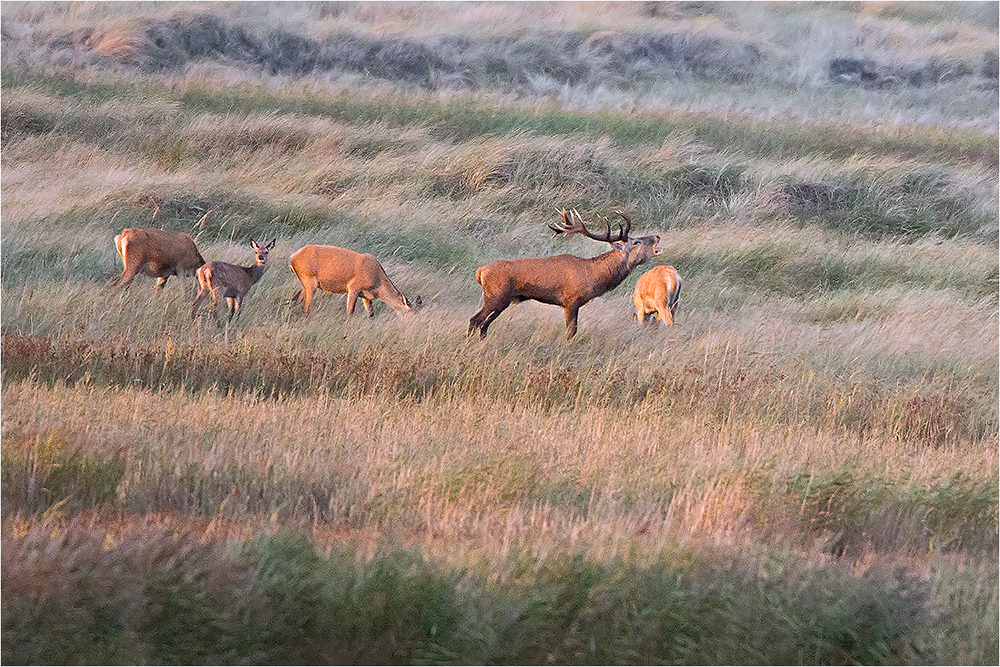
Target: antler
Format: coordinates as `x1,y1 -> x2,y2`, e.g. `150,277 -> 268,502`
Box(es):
549,209 -> 630,243
614,210 -> 632,239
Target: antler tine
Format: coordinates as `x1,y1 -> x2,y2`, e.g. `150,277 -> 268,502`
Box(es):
587,211 -> 628,244
573,209 -> 605,241
594,212 -> 619,243
614,210 -> 632,239
549,208 -> 573,237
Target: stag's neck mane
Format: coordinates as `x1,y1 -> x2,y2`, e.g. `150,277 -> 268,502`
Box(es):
582,248 -> 633,294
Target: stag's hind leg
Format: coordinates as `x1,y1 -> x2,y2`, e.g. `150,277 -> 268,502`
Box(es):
469,298 -> 510,339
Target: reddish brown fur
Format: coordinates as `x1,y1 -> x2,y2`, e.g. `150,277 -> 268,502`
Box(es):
633,265 -> 682,326
288,244 -> 419,318
191,239 -> 275,322
469,210 -> 661,340
112,228 -> 205,292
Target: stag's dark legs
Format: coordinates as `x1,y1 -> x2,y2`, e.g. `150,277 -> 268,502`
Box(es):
469,299 -> 509,339
479,309 -> 504,338
563,305 -> 580,340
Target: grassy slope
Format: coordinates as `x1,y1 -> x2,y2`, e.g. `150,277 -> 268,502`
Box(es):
1,1 -> 998,664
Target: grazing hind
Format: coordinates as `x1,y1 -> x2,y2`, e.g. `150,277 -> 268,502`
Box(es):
112,227 -> 205,293
288,244 -> 420,318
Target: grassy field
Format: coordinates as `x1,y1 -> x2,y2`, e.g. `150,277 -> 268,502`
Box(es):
2,1 -> 998,664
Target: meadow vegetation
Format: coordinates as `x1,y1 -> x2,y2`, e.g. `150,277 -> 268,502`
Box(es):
2,2 -> 998,664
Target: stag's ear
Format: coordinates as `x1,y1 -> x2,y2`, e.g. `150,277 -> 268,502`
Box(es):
610,240 -> 629,251
267,239 -> 276,250
250,238 -> 259,250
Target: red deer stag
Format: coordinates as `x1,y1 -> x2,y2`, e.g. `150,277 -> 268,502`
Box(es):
112,228 -> 205,292
191,239 -> 276,322
633,265 -> 682,326
469,209 -> 662,340
288,244 -> 420,318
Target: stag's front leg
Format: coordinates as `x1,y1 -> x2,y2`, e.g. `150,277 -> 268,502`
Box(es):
563,305 -> 580,340
227,297 -> 239,322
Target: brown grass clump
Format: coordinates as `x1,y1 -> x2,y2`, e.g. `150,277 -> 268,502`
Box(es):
89,13 -> 238,72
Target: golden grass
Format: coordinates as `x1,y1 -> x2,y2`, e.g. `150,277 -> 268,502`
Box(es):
4,375 -> 994,560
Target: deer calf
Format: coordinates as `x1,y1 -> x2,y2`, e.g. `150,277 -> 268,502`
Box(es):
191,239 -> 275,322
288,244 -> 420,318
469,210 -> 661,340
112,228 -> 205,292
633,265 -> 682,326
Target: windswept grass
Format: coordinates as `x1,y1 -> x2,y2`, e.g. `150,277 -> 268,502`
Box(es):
5,68 -> 998,170
2,522 -> 948,665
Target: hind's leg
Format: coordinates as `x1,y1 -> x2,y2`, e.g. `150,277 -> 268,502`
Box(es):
191,286 -> 209,319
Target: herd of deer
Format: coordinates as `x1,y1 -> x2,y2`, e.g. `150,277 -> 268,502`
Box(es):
111,209 -> 682,339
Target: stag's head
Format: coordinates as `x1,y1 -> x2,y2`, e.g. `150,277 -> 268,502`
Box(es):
550,209 -> 661,268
